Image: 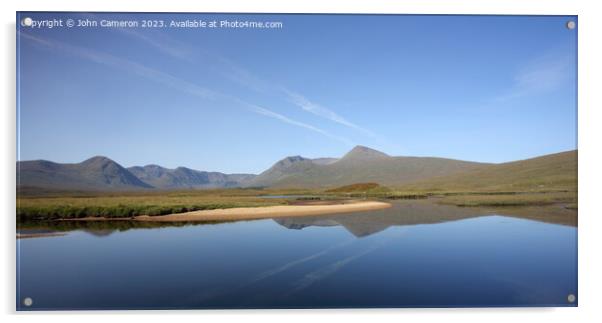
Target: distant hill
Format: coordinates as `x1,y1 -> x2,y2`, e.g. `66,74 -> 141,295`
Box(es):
17,156 -> 152,191
16,147 -> 577,192
398,150 -> 577,192
246,156 -> 318,188
311,158 -> 339,165
18,157 -> 255,191
246,145 -> 487,188
127,165 -> 255,189
339,145 -> 390,162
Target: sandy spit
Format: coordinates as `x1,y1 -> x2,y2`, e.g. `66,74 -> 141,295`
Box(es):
135,200 -> 392,222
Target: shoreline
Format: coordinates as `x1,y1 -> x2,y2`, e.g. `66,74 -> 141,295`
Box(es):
60,200 -> 392,223
17,232 -> 67,239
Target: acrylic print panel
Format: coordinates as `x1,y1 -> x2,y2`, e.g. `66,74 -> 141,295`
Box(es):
16,12 -> 577,310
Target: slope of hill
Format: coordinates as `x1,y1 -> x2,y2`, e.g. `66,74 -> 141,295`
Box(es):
127,165 -> 255,189
17,148 -> 577,193
18,157 -> 256,191
311,158 -> 339,165
17,156 -> 153,191
246,156 -> 317,187
398,150 -> 577,192
338,145 -> 390,163
247,145 -> 488,188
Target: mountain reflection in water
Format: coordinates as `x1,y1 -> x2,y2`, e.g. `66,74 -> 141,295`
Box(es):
274,200 -> 577,238
17,199 -> 577,309
18,200 -> 576,239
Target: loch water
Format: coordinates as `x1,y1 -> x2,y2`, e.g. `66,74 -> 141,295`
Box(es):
17,200 -> 577,309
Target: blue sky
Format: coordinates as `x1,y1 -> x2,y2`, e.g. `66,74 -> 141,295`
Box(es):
17,13 -> 577,174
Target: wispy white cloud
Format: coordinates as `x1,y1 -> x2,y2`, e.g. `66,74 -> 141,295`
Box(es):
20,32 -> 352,146
20,32 -> 215,100
214,56 -> 274,93
118,28 -> 193,62
245,103 -> 354,146
216,60 -> 377,138
67,24 -> 372,142
494,54 -> 572,102
79,13 -> 193,62
212,60 -> 377,137
282,89 -> 377,137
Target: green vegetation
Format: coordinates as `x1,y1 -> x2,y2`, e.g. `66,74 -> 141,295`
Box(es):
17,189 -> 288,221
357,150 -> 578,208
17,183 -> 577,221
397,150 -> 577,193
17,150 -> 577,221
251,146 -> 486,188
325,183 -> 429,199
436,191 -> 577,207
326,182 -> 382,193
321,183 -> 577,207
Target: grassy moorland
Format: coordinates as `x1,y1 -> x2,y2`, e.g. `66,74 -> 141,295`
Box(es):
16,150 -> 577,221
16,184 -> 577,222
396,150 -> 577,192
402,151 -> 577,208
16,188 -> 292,221
435,191 -> 577,207
322,183 -> 576,208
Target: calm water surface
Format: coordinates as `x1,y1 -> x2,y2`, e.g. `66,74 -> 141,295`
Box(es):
16,201 -> 577,310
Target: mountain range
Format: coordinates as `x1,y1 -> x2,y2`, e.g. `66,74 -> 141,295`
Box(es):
16,145 -> 577,192
247,146 -> 487,188
17,156 -> 255,191
127,165 -> 255,189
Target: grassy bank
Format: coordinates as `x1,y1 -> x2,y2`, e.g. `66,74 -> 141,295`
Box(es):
436,191 -> 577,208
17,189 -> 288,221
322,182 -> 577,208
324,183 -> 429,199
17,183 -> 577,222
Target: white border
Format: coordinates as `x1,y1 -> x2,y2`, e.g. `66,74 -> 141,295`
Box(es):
2,0 -> 601,322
